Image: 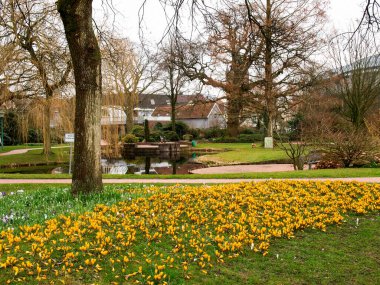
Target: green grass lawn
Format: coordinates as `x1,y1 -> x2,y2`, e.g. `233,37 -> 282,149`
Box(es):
0,147 -> 70,167
189,214 -> 380,285
0,167 -> 380,180
195,143 -> 289,165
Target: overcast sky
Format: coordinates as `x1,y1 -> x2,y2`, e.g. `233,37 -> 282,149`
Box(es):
93,0 -> 365,43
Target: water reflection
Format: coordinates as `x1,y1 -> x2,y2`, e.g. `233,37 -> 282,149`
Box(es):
99,154 -> 204,175
0,154 -> 205,175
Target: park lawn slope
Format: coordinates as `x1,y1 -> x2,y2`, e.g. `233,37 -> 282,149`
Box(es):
0,181 -> 379,284
0,147 -> 70,167
195,143 -> 289,165
189,213 -> 380,285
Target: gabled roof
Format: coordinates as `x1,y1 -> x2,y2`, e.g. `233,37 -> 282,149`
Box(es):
152,102 -> 219,119
138,94 -> 170,109
138,94 -> 205,109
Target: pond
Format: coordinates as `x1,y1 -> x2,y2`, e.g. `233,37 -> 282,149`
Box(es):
0,154 -> 207,175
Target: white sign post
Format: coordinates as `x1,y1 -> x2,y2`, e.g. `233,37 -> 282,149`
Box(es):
64,133 -> 74,174
264,137 -> 274,149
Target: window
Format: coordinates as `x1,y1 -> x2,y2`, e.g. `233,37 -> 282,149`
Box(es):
151,99 -> 155,105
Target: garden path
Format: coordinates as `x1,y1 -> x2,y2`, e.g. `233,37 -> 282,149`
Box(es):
0,146 -> 70,156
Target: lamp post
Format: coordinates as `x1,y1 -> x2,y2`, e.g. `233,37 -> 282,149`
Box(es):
0,110 -> 4,150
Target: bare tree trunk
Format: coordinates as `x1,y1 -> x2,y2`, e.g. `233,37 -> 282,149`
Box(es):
124,90 -> 136,134
126,113 -> 134,134
264,0 -> 274,145
58,0 -> 103,194
171,101 -> 176,132
227,116 -> 239,137
168,64 -> 178,133
265,113 -> 274,137
226,95 -> 240,137
42,98 -> 51,155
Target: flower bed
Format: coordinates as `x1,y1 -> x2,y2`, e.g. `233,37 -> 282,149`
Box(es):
0,181 -> 379,284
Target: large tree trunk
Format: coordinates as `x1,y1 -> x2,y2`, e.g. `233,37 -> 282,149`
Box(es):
42,98 -> 51,155
58,0 -> 103,194
263,0 -> 274,146
226,94 -> 241,137
171,102 -> 176,132
265,112 -> 274,137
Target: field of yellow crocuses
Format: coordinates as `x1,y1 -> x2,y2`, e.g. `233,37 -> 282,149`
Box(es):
0,181 -> 379,284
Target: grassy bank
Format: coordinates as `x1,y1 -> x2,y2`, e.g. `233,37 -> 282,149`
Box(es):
189,213 -> 380,285
0,182 -> 379,284
195,143 -> 288,165
0,167 -> 379,180
0,147 -> 70,167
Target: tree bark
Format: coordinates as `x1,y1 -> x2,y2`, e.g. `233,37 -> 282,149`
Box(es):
263,0 -> 274,145
42,98 -> 51,155
58,0 -> 103,194
125,94 -> 134,134
171,101 -> 176,132
226,95 -> 240,137
265,112 -> 274,138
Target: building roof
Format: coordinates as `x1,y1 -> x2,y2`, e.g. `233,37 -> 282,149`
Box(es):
138,94 -> 205,109
339,54 -> 380,74
152,102 -> 219,119
138,94 -> 169,109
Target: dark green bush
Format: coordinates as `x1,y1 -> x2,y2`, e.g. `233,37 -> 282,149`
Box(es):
213,136 -> 239,143
183,134 -> 193,141
4,112 -> 21,145
287,112 -> 304,141
238,134 -> 263,143
2,134 -> 12,146
149,131 -> 162,142
163,121 -> 189,138
187,128 -> 200,139
252,133 -> 264,142
153,122 -> 163,131
273,133 -> 290,142
204,127 -> 226,139
163,130 -> 179,142
28,129 -> 43,143
132,125 -> 144,138
121,134 -> 139,143
210,134 -> 264,143
239,127 -> 255,134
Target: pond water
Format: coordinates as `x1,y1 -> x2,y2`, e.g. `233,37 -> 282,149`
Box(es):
0,154 -> 206,175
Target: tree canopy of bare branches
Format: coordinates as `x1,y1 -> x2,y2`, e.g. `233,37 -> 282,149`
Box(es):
170,0 -> 327,139
329,32 -> 380,129
158,38 -> 189,132
245,0 -> 327,138
175,4 -> 264,136
0,0 -> 72,154
102,35 -> 158,134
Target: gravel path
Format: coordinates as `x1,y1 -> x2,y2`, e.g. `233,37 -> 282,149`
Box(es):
1,177 -> 380,184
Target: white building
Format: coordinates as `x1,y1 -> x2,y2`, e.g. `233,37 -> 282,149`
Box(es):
151,102 -> 226,129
